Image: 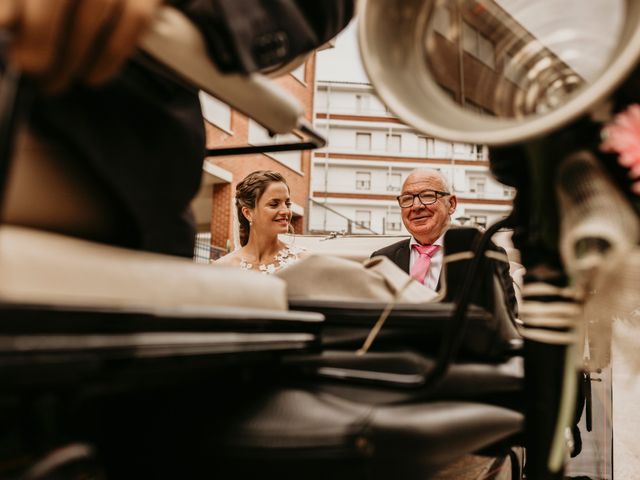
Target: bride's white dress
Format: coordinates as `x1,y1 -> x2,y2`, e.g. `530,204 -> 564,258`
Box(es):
239,244 -> 305,274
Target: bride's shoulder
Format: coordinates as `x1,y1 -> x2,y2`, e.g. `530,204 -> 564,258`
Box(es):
214,250 -> 243,266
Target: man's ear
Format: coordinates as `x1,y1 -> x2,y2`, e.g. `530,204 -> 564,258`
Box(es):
448,195 -> 457,215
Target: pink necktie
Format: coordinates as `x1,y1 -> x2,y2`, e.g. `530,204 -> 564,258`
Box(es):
410,244 -> 440,284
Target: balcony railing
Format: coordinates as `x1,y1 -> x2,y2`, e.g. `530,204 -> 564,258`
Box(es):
309,198 -> 380,235
318,145 -> 489,161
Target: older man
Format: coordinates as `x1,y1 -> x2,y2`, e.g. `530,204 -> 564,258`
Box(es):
372,168 -> 456,289
373,167 -> 518,315
372,172 -> 520,478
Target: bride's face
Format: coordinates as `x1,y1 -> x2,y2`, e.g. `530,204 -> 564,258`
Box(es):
251,182 -> 292,238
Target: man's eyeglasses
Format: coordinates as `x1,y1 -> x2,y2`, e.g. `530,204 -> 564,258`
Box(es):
396,189 -> 450,208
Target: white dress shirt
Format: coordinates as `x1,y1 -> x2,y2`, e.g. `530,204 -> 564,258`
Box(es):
409,233 -> 445,290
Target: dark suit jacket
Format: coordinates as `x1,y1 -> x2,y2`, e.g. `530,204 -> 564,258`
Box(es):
371,227 -> 518,317
372,238 -> 413,275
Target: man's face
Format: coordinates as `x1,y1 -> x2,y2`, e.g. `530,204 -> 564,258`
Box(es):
400,172 -> 456,245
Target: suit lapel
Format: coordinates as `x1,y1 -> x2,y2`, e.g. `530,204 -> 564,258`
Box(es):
395,240 -> 411,274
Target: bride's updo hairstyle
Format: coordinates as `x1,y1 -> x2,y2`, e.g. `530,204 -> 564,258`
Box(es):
235,170 -> 289,246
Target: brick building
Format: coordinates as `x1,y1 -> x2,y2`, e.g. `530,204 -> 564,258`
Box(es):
191,55 -> 318,260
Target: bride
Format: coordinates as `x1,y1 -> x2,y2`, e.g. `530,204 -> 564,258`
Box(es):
215,170 -> 307,273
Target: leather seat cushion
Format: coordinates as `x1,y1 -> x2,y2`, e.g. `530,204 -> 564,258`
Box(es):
211,387 -> 522,479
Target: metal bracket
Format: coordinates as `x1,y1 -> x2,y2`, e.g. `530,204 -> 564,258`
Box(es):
205,118 -> 326,157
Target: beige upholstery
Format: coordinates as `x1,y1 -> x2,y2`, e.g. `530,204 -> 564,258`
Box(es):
277,254 -> 437,303
0,226 -> 287,311
279,234 -> 408,263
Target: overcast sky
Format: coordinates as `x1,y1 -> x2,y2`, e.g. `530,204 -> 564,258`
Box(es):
316,19 -> 370,83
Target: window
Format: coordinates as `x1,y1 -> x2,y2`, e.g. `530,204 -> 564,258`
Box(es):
386,212 -> 402,232
387,172 -> 402,192
478,35 -> 495,69
443,142 -> 454,156
462,22 -> 476,56
503,187 -> 513,198
503,53 -> 525,88
291,62 -> 305,82
468,175 -> 486,195
453,142 -> 485,158
418,136 -> 436,156
432,6 -> 452,39
356,132 -> 372,151
471,144 -> 486,159
503,53 -> 515,82
462,22 -> 495,69
470,215 -> 487,229
355,210 -> 371,230
356,171 -> 371,190
386,133 -> 401,153
453,142 -> 470,155
355,94 -> 370,113
199,91 -> 231,132
418,137 -> 426,156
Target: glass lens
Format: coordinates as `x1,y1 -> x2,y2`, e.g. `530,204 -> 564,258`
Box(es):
419,191 -> 438,204
424,0 -> 625,119
399,195 -> 414,207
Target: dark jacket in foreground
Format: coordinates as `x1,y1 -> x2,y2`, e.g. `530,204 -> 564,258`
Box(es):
21,0 -> 354,257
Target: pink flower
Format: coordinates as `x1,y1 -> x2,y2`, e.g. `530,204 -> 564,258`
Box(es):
601,104 -> 640,194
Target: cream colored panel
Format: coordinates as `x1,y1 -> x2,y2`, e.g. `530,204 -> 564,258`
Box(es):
0,226 -> 287,311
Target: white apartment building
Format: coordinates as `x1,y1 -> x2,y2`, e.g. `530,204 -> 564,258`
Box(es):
309,81 -> 514,235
